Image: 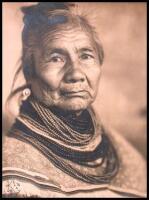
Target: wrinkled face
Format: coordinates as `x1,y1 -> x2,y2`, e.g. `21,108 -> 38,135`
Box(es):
31,27 -> 101,112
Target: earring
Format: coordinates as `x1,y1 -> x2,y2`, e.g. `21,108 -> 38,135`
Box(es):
22,88 -> 31,100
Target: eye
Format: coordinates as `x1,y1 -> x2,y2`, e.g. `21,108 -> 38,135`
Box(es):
80,53 -> 94,60
44,53 -> 66,68
50,56 -> 64,63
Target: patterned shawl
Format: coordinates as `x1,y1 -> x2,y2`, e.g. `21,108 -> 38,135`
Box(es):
9,96 -> 119,185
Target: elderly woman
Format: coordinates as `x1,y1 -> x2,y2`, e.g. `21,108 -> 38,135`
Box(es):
2,2 -> 146,198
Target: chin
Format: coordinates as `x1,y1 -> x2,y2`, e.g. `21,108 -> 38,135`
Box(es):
35,94 -> 94,112
56,98 -> 92,111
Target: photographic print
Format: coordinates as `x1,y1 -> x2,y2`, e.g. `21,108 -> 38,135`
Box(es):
2,2 -> 147,198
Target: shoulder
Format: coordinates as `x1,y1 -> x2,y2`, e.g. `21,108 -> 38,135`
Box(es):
3,134 -> 34,169
91,107 -> 146,197
2,133 -> 57,184
107,127 -> 146,172
2,134 -> 43,197
91,108 -> 146,194
3,134 -> 50,172
2,135 -> 61,197
105,128 -> 147,197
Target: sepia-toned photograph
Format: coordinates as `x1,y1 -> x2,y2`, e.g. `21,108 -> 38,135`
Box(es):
2,2 -> 147,198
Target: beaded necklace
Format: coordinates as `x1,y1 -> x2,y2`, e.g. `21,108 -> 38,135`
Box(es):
9,97 -> 119,184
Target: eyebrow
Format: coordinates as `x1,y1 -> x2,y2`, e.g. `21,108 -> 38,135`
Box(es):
78,47 -> 94,53
45,48 -> 68,56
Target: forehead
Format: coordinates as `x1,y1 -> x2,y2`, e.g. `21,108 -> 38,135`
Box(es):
40,27 -> 96,51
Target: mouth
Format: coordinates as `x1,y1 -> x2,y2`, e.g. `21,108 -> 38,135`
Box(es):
60,90 -> 90,98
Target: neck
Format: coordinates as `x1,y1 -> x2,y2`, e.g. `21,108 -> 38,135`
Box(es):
50,106 -> 84,117
49,106 -> 94,135
27,95 -> 94,134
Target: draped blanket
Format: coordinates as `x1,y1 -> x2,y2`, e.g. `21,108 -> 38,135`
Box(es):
9,97 -> 119,185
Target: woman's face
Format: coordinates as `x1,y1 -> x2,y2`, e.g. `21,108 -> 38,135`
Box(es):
31,27 -> 102,112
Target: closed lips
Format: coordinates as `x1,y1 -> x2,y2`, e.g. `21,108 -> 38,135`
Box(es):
61,90 -> 90,97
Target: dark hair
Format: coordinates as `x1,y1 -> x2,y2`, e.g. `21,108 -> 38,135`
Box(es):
20,2 -> 104,81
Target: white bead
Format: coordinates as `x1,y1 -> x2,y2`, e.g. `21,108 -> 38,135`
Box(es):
23,88 -> 31,97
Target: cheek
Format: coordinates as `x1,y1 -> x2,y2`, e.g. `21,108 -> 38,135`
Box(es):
86,65 -> 101,89
37,69 -> 64,90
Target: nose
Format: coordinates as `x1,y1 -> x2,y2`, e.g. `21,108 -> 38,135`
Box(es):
64,61 -> 86,83
64,70 -> 85,83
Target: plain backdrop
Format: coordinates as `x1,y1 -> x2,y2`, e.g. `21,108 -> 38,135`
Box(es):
2,2 -> 147,157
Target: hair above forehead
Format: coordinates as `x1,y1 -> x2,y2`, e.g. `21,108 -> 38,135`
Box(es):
21,2 -> 76,29
21,2 -> 74,15
21,2 -> 98,40
22,4 -> 81,46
